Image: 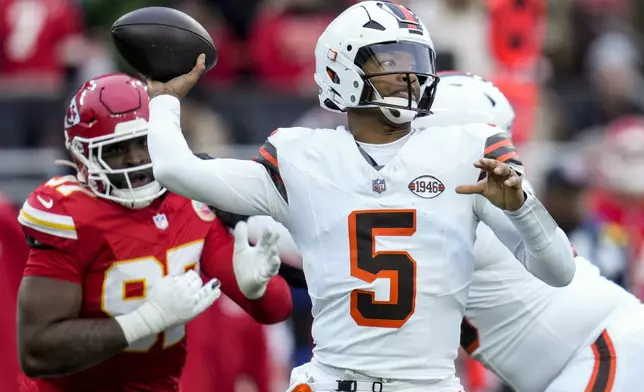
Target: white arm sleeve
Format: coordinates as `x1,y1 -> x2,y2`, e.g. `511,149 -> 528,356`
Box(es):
147,95 -> 288,222
475,191 -> 576,287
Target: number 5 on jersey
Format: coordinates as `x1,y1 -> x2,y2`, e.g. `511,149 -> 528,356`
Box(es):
349,210 -> 417,328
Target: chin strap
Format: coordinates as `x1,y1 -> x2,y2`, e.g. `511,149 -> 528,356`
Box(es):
371,92 -> 418,124
380,106 -> 417,124
111,181 -> 165,209
54,159 -> 79,171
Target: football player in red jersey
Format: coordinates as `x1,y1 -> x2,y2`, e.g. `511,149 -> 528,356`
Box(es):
15,73 -> 293,392
0,0 -> 84,85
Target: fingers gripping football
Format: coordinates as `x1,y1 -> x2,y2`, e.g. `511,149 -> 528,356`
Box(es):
455,158 -> 525,211
147,54 -> 206,100
233,221 -> 281,300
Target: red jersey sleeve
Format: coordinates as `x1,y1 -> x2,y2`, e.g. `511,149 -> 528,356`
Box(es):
23,247 -> 85,284
18,179 -> 88,284
200,218 -> 292,324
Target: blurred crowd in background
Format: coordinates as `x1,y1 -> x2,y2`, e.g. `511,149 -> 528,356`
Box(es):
2,0 -> 644,391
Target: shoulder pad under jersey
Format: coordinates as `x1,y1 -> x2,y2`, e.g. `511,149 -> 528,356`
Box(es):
18,176 -> 96,250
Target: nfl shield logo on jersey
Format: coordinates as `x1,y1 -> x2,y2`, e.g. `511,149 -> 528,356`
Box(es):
153,213 -> 169,230
372,178 -> 387,194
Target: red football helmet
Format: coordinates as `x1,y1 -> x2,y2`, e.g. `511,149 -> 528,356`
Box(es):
597,116 -> 644,196
64,73 -> 165,208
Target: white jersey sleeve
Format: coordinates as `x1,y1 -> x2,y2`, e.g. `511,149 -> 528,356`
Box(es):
474,192 -> 576,287
464,124 -> 576,287
147,95 -> 288,222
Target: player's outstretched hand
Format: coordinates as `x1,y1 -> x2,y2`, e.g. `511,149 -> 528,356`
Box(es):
233,220 -> 281,300
455,158 -> 525,211
147,269 -> 221,324
147,53 -> 206,100
115,269 -> 221,344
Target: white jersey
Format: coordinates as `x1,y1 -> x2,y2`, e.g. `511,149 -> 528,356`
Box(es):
244,125 -> 572,380
269,125 -> 486,380
146,95 -> 576,381
463,224 -> 641,392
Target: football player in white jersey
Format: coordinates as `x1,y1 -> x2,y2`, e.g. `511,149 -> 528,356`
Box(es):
144,1 -> 576,391
416,72 -> 644,392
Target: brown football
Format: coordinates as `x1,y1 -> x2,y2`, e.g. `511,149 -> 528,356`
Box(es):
111,7 -> 217,82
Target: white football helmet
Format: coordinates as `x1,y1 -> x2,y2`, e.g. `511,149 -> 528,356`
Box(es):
415,71 -> 516,135
314,1 -> 439,124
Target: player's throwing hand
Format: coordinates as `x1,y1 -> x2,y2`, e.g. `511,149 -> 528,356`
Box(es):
232,221 -> 282,300
455,158 -> 525,211
115,270 -> 221,344
147,54 -> 206,100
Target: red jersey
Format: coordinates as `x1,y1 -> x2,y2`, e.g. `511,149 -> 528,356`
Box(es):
248,10 -> 333,93
17,175 -> 292,392
0,0 -> 83,78
586,189 -> 644,296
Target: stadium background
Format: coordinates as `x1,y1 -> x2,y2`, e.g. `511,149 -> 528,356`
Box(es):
1,0 -> 643,391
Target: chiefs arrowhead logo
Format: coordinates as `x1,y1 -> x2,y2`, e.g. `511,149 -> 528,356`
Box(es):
192,200 -> 216,222
64,98 -> 80,130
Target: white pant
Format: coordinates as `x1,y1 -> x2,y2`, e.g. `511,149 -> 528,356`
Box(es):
546,305 -> 644,392
287,359 -> 464,392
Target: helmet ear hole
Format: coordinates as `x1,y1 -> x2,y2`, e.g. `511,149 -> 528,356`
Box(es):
324,99 -> 341,111
327,67 -> 340,84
